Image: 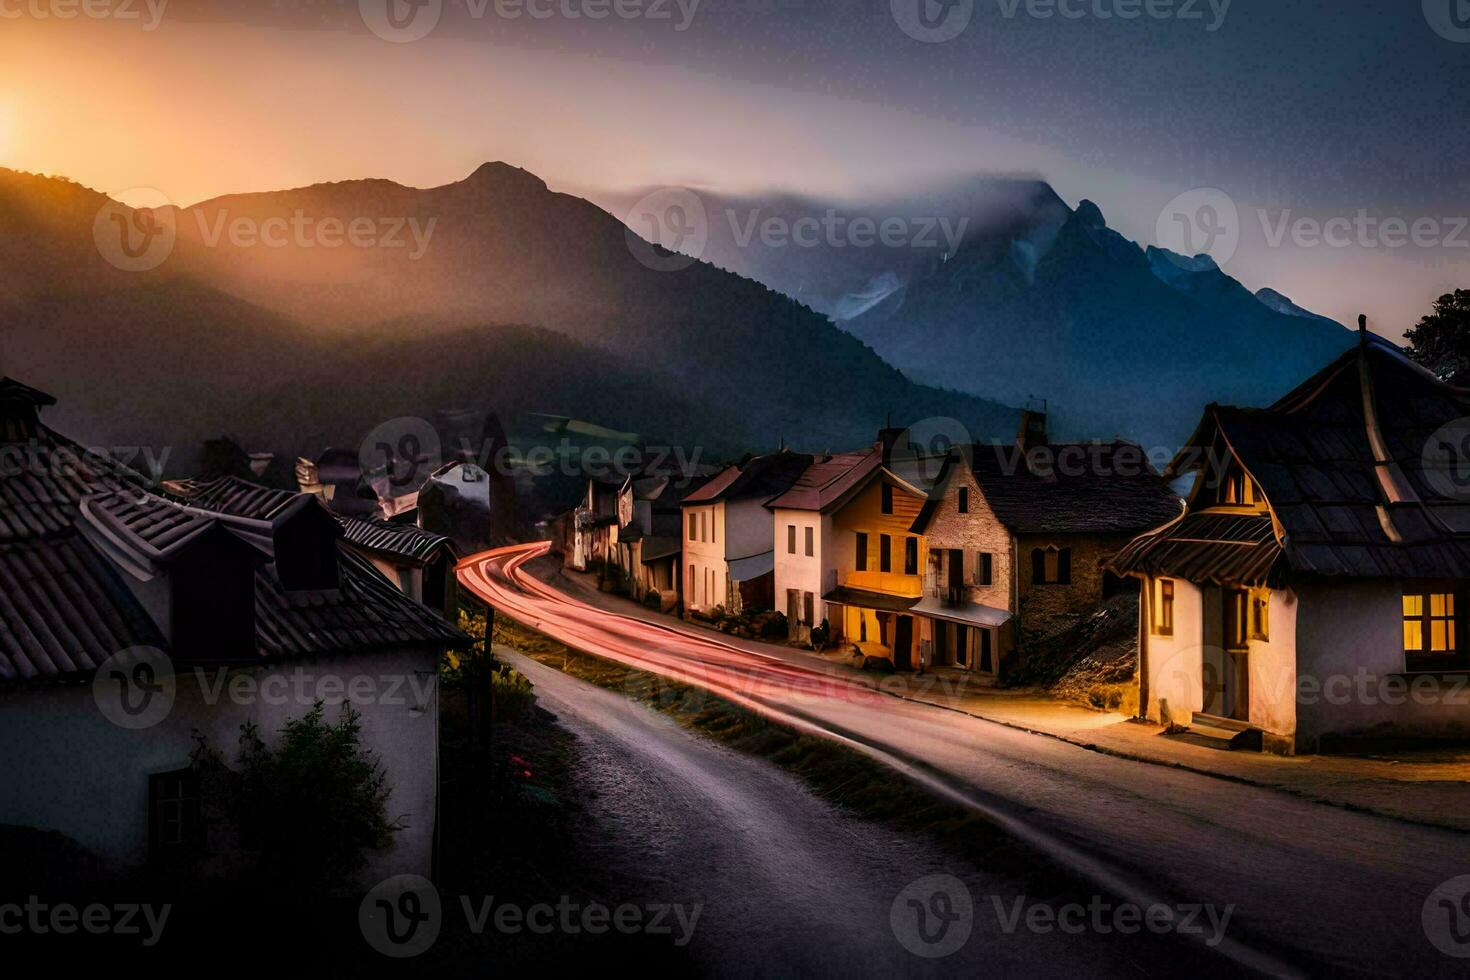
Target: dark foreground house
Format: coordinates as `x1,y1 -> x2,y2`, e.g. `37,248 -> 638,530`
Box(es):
1110,324 -> 1470,753
910,410 -> 1182,675
0,380 -> 466,880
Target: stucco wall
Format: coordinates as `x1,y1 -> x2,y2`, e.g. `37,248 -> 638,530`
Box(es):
681,501 -> 727,612
772,508 -> 831,635
1295,580 -> 1470,749
1142,577 -> 1297,749
0,648 -> 439,883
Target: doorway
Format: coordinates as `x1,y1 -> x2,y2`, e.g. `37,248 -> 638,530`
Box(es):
894,616 -> 914,671
1202,588 -> 1250,721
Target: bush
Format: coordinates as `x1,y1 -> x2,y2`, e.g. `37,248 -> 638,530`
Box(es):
643,589 -> 663,609
810,618 -> 831,652
492,663 -> 537,722
192,702 -> 397,893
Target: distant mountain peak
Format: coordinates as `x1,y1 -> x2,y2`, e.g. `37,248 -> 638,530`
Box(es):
459,161 -> 548,194
1074,199 -> 1107,231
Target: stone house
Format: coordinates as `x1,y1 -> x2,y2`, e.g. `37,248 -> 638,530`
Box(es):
910,410 -> 1182,675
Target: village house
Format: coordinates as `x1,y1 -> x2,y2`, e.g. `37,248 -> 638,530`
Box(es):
612,474 -> 707,612
0,379 -> 467,882
1110,324 -> 1470,753
562,474 -> 621,573
767,444 -> 936,664
909,410 -> 1182,677
681,450 -> 813,615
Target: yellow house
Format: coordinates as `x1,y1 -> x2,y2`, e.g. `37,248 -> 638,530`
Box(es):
822,466 -> 929,669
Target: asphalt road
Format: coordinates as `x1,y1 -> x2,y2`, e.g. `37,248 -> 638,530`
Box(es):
463,542 -> 1470,977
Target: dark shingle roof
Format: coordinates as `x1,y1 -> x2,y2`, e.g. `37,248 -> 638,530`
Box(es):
338,515 -> 455,565
683,450 -> 814,505
1107,512 -> 1287,587
0,397 -> 466,687
964,441 -> 1183,535
1168,334 -> 1470,580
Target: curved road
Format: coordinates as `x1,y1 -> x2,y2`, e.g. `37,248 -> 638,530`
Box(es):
462,542 -> 1470,977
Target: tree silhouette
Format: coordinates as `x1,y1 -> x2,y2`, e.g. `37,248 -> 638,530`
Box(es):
1406,289 -> 1470,384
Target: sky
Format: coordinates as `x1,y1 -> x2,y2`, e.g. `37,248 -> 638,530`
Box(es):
2,0 -> 1468,335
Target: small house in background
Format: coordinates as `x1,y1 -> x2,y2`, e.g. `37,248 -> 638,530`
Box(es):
911,409 -> 1181,677
681,450 -> 813,616
564,476 -> 622,573
614,474 -> 709,611
769,446 -> 930,665
1111,323 -> 1470,753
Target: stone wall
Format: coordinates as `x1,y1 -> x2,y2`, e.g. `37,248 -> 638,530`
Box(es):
1014,532 -> 1134,643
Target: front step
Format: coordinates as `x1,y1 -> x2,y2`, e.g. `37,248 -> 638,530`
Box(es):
1179,713 -> 1264,751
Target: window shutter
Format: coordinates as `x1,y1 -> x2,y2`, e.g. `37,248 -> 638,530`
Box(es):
1031,548 -> 1045,584
1057,548 -> 1072,585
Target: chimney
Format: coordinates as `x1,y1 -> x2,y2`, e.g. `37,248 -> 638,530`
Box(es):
878,425 -> 907,466
1016,401 -> 1048,453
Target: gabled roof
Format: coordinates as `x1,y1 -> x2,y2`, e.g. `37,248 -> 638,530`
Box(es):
913,442 -> 1183,536
765,447 -> 882,512
338,515 -> 455,566
169,475 -> 454,566
1157,330 -> 1470,580
682,450 -> 814,505
1107,512 -> 1287,588
0,389 -> 467,686
164,474 -> 298,520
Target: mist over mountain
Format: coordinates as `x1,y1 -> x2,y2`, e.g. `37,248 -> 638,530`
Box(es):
596,177 -> 1356,448
0,164 -> 1016,472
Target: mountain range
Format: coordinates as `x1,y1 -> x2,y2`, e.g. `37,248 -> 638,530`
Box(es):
0,164 -> 1017,475
595,179 -> 1356,450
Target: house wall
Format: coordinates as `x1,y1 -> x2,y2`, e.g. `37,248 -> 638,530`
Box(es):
1142,577 -> 1298,751
772,508 -> 832,639
682,501 -> 727,613
922,465 -> 1014,612
1294,580 -> 1470,750
832,478 -> 926,599
0,647 -> 439,883
1015,533 -> 1132,642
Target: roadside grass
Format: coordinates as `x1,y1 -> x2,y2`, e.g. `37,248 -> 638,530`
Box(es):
495,616 -> 1063,883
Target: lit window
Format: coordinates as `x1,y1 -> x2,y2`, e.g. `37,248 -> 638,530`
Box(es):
1249,589 -> 1270,641
1403,586 -> 1460,669
1155,579 -> 1175,636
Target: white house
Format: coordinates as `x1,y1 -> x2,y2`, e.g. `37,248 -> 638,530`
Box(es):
1110,325 -> 1470,753
0,379 -> 466,882
680,450 -> 812,615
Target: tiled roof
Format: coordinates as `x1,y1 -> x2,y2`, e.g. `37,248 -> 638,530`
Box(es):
1170,333 -> 1470,580
171,476 -> 454,566
1107,512 -> 1287,587
683,450 -> 814,505
964,441 -> 1184,535
0,536 -> 166,683
165,475 -> 297,520
0,393 -> 466,687
765,448 -> 881,512
339,515 -> 455,565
